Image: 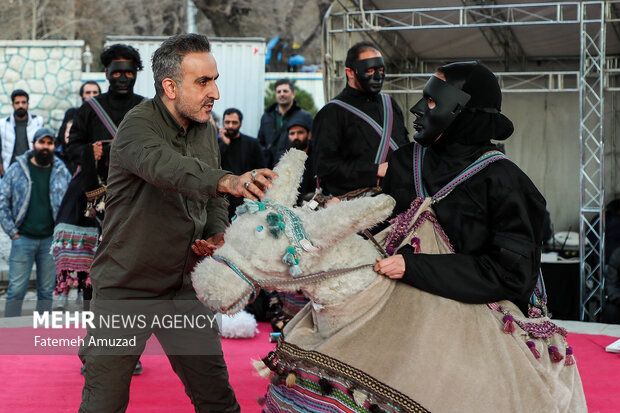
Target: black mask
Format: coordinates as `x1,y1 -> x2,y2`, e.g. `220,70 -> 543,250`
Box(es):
410,76 -> 471,146
14,108 -> 27,118
350,57 -> 386,95
33,148 -> 53,166
107,61 -> 137,95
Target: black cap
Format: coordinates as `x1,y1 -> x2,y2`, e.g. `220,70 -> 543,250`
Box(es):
287,115 -> 313,133
33,127 -> 55,143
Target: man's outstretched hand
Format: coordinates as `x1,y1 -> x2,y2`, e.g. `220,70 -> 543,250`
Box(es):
217,168 -> 278,200
192,233 -> 225,257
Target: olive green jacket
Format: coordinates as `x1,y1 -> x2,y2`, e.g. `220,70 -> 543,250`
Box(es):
90,96 -> 230,299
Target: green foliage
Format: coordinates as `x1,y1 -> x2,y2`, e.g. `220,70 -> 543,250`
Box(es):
265,80 -> 318,116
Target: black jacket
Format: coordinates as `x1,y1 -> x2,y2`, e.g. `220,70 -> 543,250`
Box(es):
218,133 -> 267,219
257,101 -> 312,168
382,142 -> 546,314
312,86 -> 409,196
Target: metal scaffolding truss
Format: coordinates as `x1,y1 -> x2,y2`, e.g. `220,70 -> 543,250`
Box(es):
323,1 -> 620,321
382,71 -> 581,94
328,2 -> 581,31
579,2 -> 606,321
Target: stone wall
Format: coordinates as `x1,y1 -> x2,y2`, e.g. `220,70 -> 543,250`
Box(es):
0,41 -> 85,283
0,40 -> 85,132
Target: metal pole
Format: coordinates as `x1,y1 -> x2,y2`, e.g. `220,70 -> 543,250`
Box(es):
578,1 -> 606,321
186,0 -> 197,34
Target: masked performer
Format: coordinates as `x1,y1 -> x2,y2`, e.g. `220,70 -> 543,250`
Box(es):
375,61 -> 546,315
312,42 -> 409,197
52,44 -> 144,313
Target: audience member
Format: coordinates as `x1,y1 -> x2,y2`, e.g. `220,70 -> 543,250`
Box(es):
218,107 -> 267,219
0,89 -> 44,177
312,42 -> 409,197
286,115 -> 315,204
0,127 -> 71,317
257,78 -> 312,168
56,81 -> 101,148
55,120 -> 77,175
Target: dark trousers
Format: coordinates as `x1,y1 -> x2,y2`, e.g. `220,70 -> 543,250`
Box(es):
78,291 -> 239,413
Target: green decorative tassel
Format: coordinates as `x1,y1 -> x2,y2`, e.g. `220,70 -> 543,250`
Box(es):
246,200 -> 265,214
282,252 -> 296,266
289,264 -> 302,277
269,225 -> 283,239
235,204 -> 248,216
266,212 -> 283,225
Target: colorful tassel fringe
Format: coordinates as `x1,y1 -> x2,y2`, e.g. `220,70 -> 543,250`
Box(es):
285,372 -> 297,387
565,346 -> 575,366
411,236 -> 422,253
503,314 -> 515,334
526,341 -> 541,359
548,345 -> 564,363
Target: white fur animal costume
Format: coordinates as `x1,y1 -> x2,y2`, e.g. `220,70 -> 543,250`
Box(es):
192,150 -> 586,412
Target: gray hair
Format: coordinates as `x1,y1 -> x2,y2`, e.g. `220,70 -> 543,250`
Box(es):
152,34 -> 212,97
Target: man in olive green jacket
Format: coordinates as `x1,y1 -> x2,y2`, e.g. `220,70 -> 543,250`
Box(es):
79,34 -> 275,413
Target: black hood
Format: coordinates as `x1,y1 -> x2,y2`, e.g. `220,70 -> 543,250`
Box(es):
437,61 -> 514,146
422,62 -> 513,195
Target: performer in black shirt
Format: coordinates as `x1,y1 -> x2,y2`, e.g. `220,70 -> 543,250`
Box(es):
312,42 -> 409,197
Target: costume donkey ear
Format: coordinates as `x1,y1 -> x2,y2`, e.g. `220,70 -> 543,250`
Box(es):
264,149 -> 308,207
304,194 -> 395,249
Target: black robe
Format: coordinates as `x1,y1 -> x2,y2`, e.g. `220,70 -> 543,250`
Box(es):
56,92 -> 143,226
382,112 -> 546,314
66,92 -> 144,191
312,86 -> 409,196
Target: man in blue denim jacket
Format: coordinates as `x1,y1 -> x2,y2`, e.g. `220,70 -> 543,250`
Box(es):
0,127 -> 71,316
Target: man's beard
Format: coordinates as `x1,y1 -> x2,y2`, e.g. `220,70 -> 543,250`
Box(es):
290,139 -> 309,151
14,108 -> 27,118
223,128 -> 240,138
175,96 -> 215,125
34,149 -> 53,166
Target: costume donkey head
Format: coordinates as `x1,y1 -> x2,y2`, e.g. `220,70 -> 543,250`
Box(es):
192,149 -> 395,314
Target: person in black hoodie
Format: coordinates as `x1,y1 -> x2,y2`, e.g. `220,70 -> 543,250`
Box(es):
374,61 -> 547,315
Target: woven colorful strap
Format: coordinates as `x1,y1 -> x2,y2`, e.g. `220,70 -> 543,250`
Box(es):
413,143 -> 428,198
86,97 -> 118,138
412,143 -> 507,202
329,94 -> 399,164
211,254 -> 373,311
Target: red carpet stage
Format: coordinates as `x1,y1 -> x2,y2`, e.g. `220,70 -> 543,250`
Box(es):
0,322 -> 618,412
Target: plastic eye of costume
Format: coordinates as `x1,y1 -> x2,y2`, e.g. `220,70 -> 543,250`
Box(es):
255,225 -> 267,239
